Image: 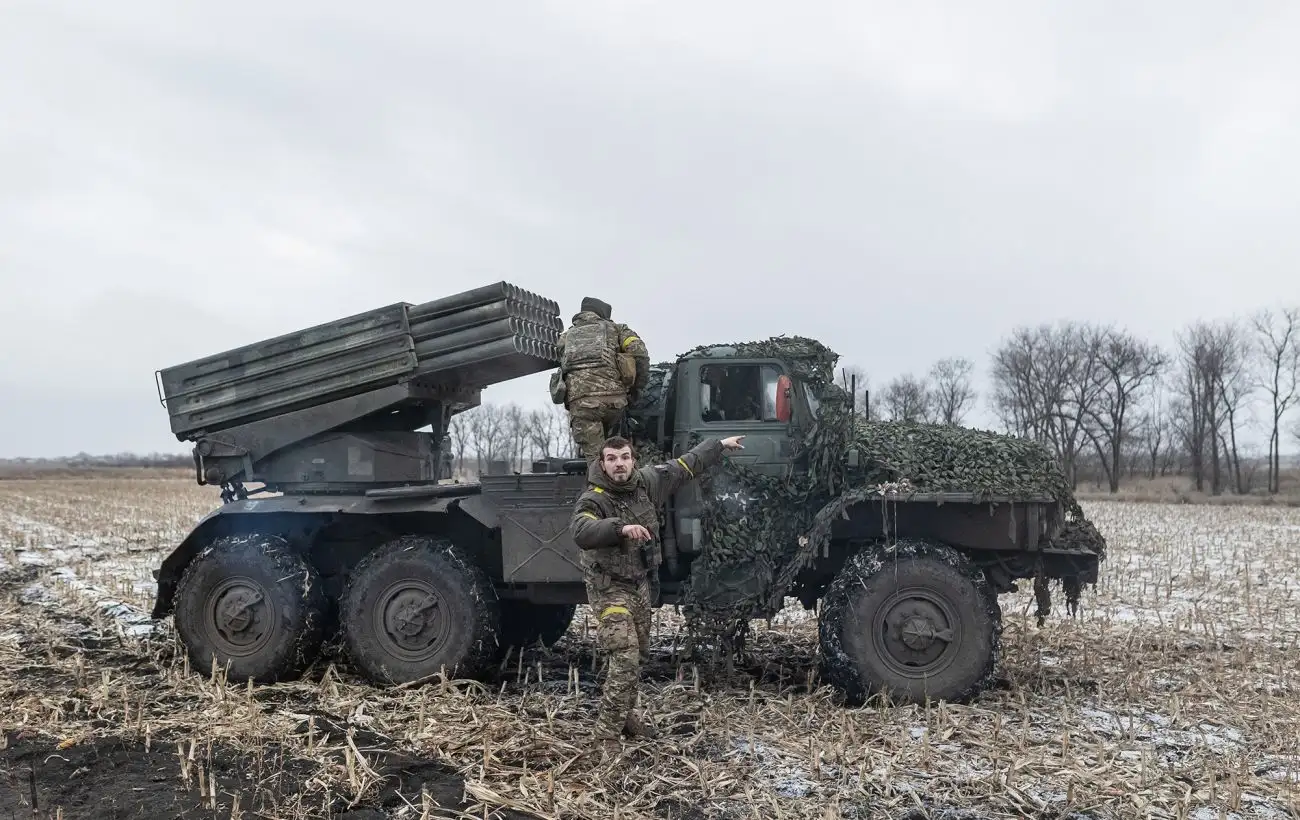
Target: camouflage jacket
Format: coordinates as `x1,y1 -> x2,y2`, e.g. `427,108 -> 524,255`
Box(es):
569,437 -> 725,582
556,311 -> 649,403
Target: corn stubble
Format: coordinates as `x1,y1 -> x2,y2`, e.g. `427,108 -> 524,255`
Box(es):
2,474 -> 1299,819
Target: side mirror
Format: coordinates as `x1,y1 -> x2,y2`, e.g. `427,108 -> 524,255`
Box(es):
775,375 -> 793,422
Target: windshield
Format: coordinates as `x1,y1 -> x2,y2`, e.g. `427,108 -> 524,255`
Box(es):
806,382 -> 852,420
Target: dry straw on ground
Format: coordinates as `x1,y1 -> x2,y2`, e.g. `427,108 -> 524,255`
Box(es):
1,472 -> 1299,819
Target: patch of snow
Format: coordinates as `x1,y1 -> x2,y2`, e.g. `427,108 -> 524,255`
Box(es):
49,566 -> 158,637
1257,755 -> 1300,785
729,736 -> 821,799
20,584 -> 58,605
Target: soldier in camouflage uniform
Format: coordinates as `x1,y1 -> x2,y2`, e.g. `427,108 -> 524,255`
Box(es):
570,433 -> 746,754
551,297 -> 649,461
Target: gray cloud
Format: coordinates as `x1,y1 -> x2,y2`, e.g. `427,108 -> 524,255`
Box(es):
2,0 -> 1298,456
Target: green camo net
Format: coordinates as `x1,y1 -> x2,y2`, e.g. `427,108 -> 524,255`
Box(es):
631,336 -> 1107,672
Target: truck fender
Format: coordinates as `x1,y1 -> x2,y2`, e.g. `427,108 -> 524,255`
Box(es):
151,493 -> 473,619
451,493 -> 499,529
151,503 -> 246,619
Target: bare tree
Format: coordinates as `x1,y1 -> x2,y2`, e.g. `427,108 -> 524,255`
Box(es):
550,405 -> 576,458
928,357 -> 977,426
502,402 -> 530,471
1171,325 -> 1214,492
1238,444 -> 1265,494
1171,319 -> 1247,495
1213,321 -> 1255,494
1134,381 -> 1176,479
988,322 -> 1105,486
882,374 -> 933,422
446,411 -> 471,477
1080,328 -> 1166,492
527,406 -> 570,458
1251,307 -> 1300,494
466,404 -> 507,476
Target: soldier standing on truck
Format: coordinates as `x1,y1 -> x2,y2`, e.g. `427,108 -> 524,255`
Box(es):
550,297 -> 649,461
570,432 -> 746,755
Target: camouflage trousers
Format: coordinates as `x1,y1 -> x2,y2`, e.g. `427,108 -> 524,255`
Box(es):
567,397 -> 627,461
584,570 -> 655,740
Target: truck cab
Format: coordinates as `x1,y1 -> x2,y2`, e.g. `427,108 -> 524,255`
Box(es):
662,348 -> 805,563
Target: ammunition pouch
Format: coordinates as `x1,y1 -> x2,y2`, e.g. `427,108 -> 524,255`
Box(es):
549,370 -> 566,405
616,352 -> 637,388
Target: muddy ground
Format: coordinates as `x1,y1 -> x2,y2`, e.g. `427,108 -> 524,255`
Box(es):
0,560 -> 548,820
3,477 -> 1300,819
0,555 -> 994,820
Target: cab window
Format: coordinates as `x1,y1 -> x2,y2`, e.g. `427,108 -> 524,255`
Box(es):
699,364 -> 783,422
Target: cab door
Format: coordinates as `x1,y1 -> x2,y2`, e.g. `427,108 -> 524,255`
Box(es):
668,358 -> 796,556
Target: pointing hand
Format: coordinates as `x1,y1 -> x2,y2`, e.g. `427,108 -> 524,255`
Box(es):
721,436 -> 746,450
621,524 -> 652,542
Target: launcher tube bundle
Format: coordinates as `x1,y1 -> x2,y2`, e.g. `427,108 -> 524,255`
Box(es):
153,281 -> 564,491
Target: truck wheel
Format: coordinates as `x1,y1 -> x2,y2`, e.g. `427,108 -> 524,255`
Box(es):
496,602 -> 576,657
818,539 -> 1001,705
172,533 -> 326,684
340,535 -> 500,685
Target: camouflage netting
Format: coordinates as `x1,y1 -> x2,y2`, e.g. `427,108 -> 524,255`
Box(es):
630,336 -> 1106,675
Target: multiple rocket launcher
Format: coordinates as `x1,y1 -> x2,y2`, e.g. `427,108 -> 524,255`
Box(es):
156,282 -> 566,442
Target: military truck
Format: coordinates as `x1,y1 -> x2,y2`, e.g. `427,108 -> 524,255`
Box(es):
150,281 -> 1103,704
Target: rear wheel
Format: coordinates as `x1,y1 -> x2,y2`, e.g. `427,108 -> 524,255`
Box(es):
818,539 -> 1001,704
340,535 -> 500,684
172,533 -> 327,683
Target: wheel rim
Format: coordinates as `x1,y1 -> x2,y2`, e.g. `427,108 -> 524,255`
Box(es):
372,579 -> 450,663
204,575 -> 278,658
870,585 -> 960,679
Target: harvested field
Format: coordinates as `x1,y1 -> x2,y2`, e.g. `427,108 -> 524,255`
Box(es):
1,471 -> 1299,819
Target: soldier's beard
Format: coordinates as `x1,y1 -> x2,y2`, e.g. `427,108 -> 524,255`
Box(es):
604,465 -> 632,483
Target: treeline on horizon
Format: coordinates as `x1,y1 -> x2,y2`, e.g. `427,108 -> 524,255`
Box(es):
445,304 -> 1300,497
835,304 -> 1300,497
14,306 -> 1298,497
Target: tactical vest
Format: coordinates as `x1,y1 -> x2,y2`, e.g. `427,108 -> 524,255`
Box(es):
577,479 -> 662,582
561,319 -> 620,377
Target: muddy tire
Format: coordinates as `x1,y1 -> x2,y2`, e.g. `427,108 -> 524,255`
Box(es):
496,601 -> 576,657
818,539 -> 1001,705
340,535 -> 500,685
172,533 -> 327,684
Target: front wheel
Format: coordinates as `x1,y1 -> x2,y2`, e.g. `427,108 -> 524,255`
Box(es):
818,539 -> 1001,704
340,535 -> 501,684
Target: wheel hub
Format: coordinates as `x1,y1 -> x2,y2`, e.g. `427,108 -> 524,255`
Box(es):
206,577 -> 275,657
872,589 -> 959,678
376,582 -> 448,659
899,616 -> 940,650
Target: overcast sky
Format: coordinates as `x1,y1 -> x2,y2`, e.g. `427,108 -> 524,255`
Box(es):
2,1 -> 1298,457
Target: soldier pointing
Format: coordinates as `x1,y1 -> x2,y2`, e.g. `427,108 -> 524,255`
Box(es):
551,297 -> 649,461
569,432 -> 746,755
